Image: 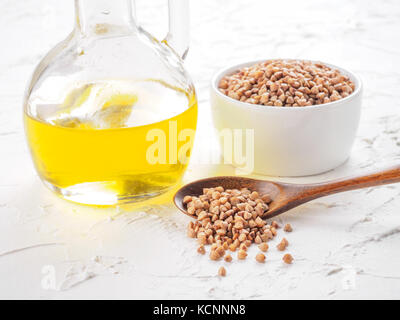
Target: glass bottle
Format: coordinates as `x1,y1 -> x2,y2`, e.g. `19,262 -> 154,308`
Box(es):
24,0 -> 198,206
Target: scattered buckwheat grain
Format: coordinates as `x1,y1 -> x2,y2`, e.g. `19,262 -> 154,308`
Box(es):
256,253 -> 266,263
238,249 -> 248,260
216,246 -> 225,257
277,238 -> 289,251
218,59 -> 355,107
224,254 -> 233,262
271,221 -> 280,229
258,243 -> 269,252
283,254 -> 293,264
218,266 -> 227,277
284,223 -> 293,232
210,250 -> 220,261
197,245 -> 206,255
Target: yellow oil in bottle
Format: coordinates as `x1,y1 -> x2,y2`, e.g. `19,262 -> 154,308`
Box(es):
24,80 -> 198,205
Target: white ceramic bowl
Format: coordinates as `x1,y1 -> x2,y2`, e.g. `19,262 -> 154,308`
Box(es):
210,59 -> 363,177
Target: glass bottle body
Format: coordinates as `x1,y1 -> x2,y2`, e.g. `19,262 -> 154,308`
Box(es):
24,0 -> 197,206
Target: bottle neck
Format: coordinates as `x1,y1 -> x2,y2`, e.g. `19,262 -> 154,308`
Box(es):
74,0 -> 137,36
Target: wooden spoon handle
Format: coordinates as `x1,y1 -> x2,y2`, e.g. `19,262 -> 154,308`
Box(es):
298,164 -> 400,201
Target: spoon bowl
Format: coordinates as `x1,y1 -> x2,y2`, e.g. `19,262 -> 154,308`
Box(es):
174,176 -> 314,219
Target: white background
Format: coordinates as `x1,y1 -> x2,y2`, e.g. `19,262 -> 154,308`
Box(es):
0,0 -> 400,299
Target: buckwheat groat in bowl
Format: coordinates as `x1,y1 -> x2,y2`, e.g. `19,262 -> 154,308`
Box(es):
210,59 -> 362,176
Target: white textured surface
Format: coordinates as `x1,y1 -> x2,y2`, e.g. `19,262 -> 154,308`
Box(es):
1,0 -> 400,299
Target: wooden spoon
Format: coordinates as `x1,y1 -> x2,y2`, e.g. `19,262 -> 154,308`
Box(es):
174,165 -> 400,219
